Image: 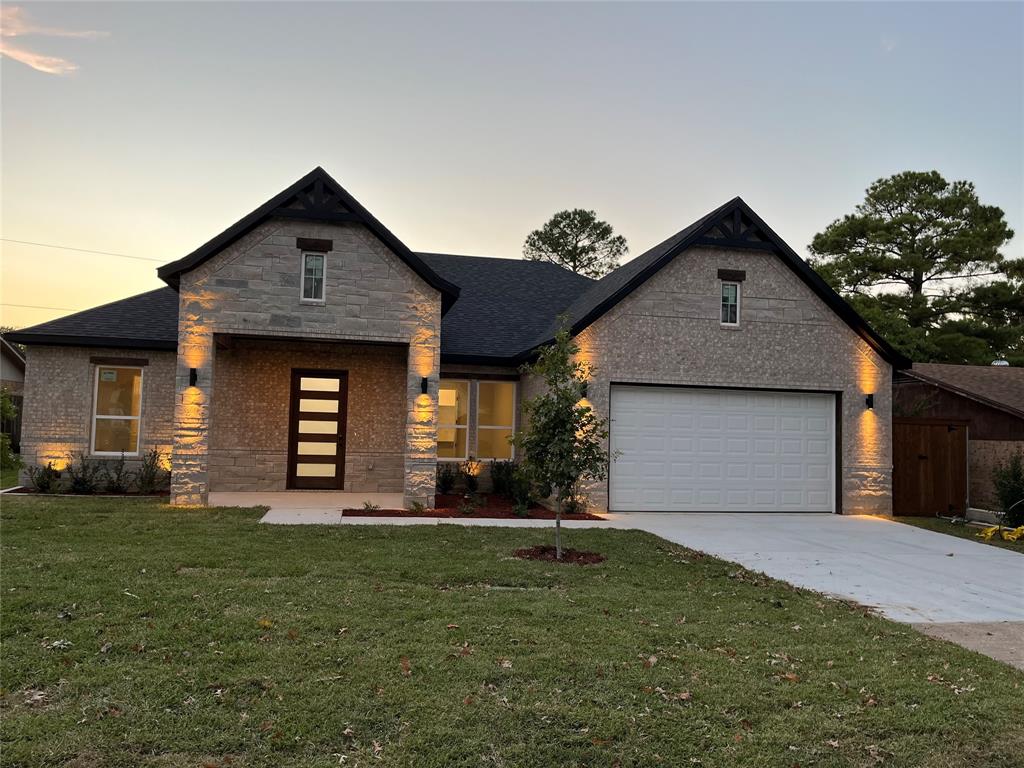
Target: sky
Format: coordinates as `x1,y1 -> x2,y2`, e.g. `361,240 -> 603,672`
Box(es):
1,1 -> 1021,330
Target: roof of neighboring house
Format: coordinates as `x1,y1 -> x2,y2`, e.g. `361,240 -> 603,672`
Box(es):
900,362 -> 1024,420
1,336 -> 26,372
5,180 -> 907,368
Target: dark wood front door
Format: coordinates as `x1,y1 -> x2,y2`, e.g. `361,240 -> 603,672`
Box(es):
287,369 -> 348,490
893,419 -> 968,517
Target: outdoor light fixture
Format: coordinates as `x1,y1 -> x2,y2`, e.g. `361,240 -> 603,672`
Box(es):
580,382 -> 588,398
420,376 -> 429,395
189,367 -> 198,387
865,393 -> 874,409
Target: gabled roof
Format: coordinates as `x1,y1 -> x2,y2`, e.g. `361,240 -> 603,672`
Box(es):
418,253 -> 593,362
901,362 -> 1024,419
5,288 -> 179,351
157,167 -> 461,313
1,336 -> 26,371
528,197 -> 910,368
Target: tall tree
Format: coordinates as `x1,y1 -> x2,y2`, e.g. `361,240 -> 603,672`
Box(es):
523,209 -> 627,278
809,171 -> 1017,364
512,320 -> 610,559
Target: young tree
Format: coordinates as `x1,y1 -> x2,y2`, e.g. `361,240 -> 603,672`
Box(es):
512,322 -> 610,559
523,209 -> 627,278
809,171 -> 1017,363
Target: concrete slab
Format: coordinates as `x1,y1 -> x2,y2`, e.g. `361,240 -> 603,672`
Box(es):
913,622 -> 1024,670
210,491 -> 404,515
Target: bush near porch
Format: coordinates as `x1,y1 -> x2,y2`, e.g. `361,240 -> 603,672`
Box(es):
2,498 -> 1022,767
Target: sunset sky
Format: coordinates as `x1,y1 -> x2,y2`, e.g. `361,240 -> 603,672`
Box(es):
2,1 -> 1021,330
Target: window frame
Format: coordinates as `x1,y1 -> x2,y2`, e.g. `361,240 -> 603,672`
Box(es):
300,251 -> 327,304
90,365 -> 144,457
476,380 -> 517,460
720,281 -> 740,327
437,378 -> 471,461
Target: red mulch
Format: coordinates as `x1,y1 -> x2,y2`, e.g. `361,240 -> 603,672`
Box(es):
512,545 -> 606,565
2,487 -> 170,497
342,493 -> 604,520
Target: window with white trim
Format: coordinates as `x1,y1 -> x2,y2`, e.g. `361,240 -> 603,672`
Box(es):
721,281 -> 740,326
301,252 -> 325,302
477,381 -> 516,459
437,380 -> 469,459
92,366 -> 143,454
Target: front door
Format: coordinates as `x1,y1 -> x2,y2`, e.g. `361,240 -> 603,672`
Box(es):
287,369 -> 348,490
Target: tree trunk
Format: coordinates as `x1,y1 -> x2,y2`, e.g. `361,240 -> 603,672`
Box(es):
555,498 -> 563,560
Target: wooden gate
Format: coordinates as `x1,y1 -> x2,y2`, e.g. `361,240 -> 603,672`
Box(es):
893,419 -> 968,517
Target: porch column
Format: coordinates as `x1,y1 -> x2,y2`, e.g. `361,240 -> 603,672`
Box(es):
170,307 -> 214,505
403,321 -> 440,509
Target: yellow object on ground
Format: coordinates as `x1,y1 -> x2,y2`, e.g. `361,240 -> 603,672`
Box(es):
976,525 -> 1024,542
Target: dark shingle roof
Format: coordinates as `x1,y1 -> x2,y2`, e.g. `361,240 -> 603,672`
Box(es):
5,288 -> 179,350
417,253 -> 593,361
905,362 -> 1024,419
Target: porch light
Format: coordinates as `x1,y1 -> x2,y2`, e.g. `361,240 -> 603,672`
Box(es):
865,393 -> 874,409
420,376 -> 429,395
189,367 -> 198,387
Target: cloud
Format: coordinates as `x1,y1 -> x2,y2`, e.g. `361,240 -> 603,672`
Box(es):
0,6 -> 107,75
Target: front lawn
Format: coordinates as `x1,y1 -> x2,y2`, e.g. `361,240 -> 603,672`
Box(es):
1,465 -> 20,489
894,515 -> 1024,552
2,499 -> 1022,767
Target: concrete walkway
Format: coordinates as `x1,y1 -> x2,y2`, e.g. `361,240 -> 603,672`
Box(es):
252,500 -> 1024,667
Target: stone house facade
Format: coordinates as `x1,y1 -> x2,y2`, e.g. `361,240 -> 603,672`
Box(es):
9,168 -> 908,513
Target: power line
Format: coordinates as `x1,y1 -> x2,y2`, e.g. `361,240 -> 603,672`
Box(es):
0,238 -> 164,263
2,303 -> 78,312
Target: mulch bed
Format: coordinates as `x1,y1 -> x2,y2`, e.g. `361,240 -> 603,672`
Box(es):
512,545 -> 606,565
342,493 -> 604,520
2,487 -> 170,497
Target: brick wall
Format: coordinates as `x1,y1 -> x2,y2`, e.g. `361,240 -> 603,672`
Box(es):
970,440 -> 1024,511
19,346 -> 176,483
209,338 -> 407,492
551,246 -> 893,515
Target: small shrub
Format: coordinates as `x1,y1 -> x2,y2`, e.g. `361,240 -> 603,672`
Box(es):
563,495 -> 587,516
436,463 -> 457,494
993,451 -> 1024,527
102,452 -> 135,494
137,449 -> 170,495
0,433 -> 21,473
28,462 -> 61,493
408,500 -> 427,514
65,453 -> 103,494
458,496 -> 479,516
362,500 -> 381,512
491,459 -> 515,498
461,457 -> 482,495
510,464 -> 535,509
513,501 -> 530,518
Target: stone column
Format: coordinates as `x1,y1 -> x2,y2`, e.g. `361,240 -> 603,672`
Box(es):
403,313 -> 440,509
170,293 -> 215,505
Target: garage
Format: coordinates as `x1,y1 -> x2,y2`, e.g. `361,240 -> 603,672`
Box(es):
609,385 -> 836,513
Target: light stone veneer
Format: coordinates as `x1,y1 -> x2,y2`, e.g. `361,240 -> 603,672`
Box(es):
523,246 -> 894,516
18,346 -> 176,482
172,218 -> 441,507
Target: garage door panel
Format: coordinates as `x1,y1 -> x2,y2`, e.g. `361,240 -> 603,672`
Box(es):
610,386 -> 835,512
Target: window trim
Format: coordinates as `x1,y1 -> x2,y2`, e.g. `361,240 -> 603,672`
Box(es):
476,380 -> 517,460
90,365 -> 144,457
720,281 -> 740,327
300,251 -> 327,304
437,378 -> 471,462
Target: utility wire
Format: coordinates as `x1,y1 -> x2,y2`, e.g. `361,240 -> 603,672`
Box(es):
2,303 -> 79,312
0,238 -> 164,263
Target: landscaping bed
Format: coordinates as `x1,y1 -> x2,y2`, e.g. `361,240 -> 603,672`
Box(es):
343,492 -> 604,520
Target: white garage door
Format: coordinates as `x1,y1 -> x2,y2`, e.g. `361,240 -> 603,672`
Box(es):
609,386 -> 835,512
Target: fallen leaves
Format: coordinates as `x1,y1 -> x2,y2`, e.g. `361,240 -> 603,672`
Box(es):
400,656 -> 412,677
257,617 -> 274,630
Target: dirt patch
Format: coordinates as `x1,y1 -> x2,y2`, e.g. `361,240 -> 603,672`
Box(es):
343,493 -> 604,520
513,545 -> 606,565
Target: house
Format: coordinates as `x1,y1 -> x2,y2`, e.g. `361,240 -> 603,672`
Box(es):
894,363 -> 1024,512
1,336 -> 25,452
7,167 -> 907,513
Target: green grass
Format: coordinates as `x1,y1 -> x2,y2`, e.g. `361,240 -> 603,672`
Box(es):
894,515 -> 1024,552
1,464 -> 20,489
2,499 -> 1022,768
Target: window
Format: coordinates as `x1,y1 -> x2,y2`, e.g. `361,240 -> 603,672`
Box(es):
477,381 -> 516,459
92,366 -> 143,454
437,380 -> 469,459
301,252 -> 325,302
721,282 -> 740,325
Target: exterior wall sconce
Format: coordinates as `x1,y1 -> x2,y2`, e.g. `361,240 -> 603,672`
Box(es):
189,367 -> 198,387
865,393 -> 874,409
420,376 -> 429,395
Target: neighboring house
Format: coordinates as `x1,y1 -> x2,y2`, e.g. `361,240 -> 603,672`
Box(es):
1,336 -> 25,452
7,167 -> 907,513
894,363 -> 1024,511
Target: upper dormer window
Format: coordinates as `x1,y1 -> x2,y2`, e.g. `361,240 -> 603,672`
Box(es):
302,252 -> 325,302
721,282 -> 740,326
